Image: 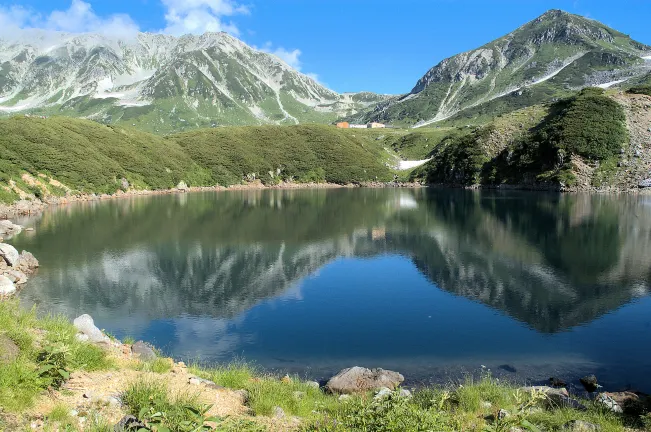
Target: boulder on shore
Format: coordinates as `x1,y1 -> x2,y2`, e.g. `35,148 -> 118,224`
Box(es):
325,367 -> 404,394
0,243 -> 19,267
598,391 -> 647,415
16,251 -> 39,274
132,341 -> 157,361
0,275 -> 16,296
580,375 -> 599,393
73,314 -> 109,344
0,220 -> 22,237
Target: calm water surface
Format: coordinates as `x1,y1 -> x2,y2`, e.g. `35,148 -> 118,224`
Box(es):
11,189 -> 651,391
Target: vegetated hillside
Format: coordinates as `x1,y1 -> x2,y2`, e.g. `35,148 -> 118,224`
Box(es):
0,31 -> 390,133
358,9 -> 651,127
0,117 -> 393,203
411,88 -> 646,190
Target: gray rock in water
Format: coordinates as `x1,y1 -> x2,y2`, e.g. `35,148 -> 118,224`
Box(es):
325,367 -> 404,394
131,341 -> 157,361
0,220 -> 22,237
0,275 -> 16,296
0,243 -> 19,267
563,420 -> 601,431
4,269 -> 27,285
0,334 -> 19,363
580,375 -> 599,393
73,314 -> 109,344
639,178 -> 651,188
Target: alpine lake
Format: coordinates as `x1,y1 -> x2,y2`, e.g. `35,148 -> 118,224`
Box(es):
11,188 -> 651,392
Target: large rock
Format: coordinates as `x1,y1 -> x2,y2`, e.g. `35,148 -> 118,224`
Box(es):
0,275 -> 16,296
177,181 -> 189,192
0,334 -> 19,363
3,269 -> 27,285
520,386 -> 585,410
596,393 -> 622,413
325,367 -> 404,394
131,341 -> 157,361
0,243 -> 19,267
16,251 -> 39,274
598,392 -> 646,415
73,314 -> 109,344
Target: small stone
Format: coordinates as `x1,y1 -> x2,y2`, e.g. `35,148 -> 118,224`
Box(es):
563,420 -> 601,431
498,409 -> 510,420
549,377 -> 567,388
131,341 -> 157,361
481,401 -> 493,409
234,389 -> 249,405
293,391 -> 306,400
114,415 -> 144,431
338,394 -> 351,401
281,374 -> 292,384
273,406 -> 285,419
73,314 -> 109,344
306,381 -> 320,389
399,389 -> 412,398
76,333 -> 90,342
580,375 -> 599,393
105,396 -> 120,406
83,391 -> 95,399
374,387 -> 392,399
0,334 -> 19,364
69,410 -> 78,417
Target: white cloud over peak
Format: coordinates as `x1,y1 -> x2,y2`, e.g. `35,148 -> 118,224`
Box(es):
0,0 -> 139,38
161,0 -> 249,36
257,43 -> 321,83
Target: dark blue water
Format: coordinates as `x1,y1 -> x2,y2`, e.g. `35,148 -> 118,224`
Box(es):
11,189 -> 651,391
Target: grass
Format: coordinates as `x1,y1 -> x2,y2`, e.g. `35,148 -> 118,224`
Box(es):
0,299 -> 113,412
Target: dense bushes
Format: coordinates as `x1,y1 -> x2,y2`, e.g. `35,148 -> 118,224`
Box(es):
627,85 -> 651,96
0,118 -> 392,202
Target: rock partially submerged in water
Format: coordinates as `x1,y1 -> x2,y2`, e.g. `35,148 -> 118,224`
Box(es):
580,375 -> 600,393
325,367 -> 404,394
73,314 -> 110,344
0,220 -> 22,238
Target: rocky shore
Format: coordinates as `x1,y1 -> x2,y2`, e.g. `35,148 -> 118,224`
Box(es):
0,220 -> 39,298
0,180 -> 424,219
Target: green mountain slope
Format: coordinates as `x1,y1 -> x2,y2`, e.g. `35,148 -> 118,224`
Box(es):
359,10 -> 651,127
0,117 -> 393,202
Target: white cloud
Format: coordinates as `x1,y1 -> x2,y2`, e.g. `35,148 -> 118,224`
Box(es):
0,0 -> 140,38
256,42 -> 320,83
161,0 -> 249,36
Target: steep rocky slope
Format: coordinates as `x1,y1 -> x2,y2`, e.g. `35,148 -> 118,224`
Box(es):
0,31 -> 388,132
360,10 -> 651,127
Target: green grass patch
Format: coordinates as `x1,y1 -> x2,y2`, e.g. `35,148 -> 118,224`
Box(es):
0,300 -> 112,412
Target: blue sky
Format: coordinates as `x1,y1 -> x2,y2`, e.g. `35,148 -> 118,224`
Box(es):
1,0 -> 651,94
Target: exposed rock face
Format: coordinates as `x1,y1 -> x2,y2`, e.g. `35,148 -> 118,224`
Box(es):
0,334 -> 19,363
131,341 -> 157,361
325,367 -> 404,394
73,314 -> 110,344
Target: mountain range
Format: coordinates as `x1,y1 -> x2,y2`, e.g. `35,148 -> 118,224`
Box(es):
0,9 -> 650,131
0,31 -> 388,133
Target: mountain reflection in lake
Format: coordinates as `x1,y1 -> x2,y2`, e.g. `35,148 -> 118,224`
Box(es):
12,189 -> 651,390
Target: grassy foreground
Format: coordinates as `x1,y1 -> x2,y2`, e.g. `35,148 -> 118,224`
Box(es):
1,300 -> 650,431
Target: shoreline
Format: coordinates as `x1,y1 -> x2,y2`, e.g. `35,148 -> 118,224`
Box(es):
0,180 -> 425,219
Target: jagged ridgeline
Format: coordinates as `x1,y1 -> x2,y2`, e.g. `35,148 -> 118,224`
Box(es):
0,32 -> 389,133
0,117 -> 392,202
410,87 -> 630,189
358,10 -> 651,127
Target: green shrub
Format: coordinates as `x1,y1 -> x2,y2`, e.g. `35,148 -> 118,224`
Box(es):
627,85 -> 651,96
